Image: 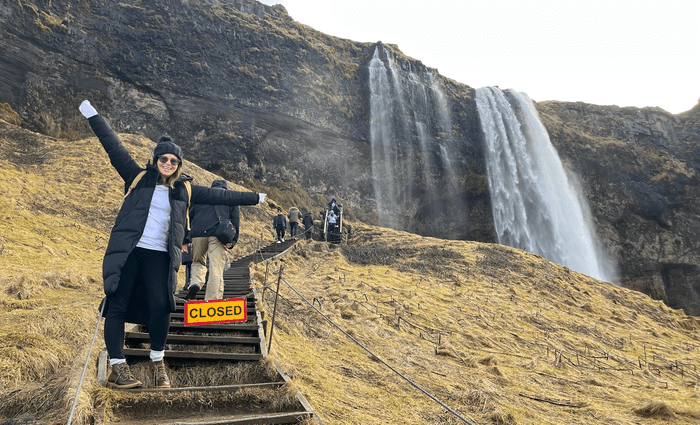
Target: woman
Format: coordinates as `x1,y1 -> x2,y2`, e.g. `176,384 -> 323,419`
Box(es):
79,100 -> 265,389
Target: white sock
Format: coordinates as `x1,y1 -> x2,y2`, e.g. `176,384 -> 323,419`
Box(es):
150,350 -> 165,362
109,358 -> 126,367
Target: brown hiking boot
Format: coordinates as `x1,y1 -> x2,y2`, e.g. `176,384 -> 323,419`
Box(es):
107,363 -> 142,389
151,359 -> 171,388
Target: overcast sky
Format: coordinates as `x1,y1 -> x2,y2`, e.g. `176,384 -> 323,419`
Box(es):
261,0 -> 699,114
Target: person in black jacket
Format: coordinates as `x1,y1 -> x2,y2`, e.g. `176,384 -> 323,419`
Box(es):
272,207 -> 287,243
186,179 -> 240,301
302,211 -> 314,240
79,101 -> 266,390
327,198 -> 340,215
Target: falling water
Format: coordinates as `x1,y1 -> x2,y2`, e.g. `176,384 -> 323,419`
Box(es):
475,87 -> 613,282
369,45 -> 468,237
409,73 -> 438,198
368,48 -> 400,228
386,53 -> 416,213
428,71 -> 460,204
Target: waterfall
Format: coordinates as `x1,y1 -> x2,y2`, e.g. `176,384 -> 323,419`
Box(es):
409,74 -> 437,199
475,86 -> 614,282
368,48 -> 400,228
428,71 -> 461,211
369,45 -> 467,235
387,53 -> 415,214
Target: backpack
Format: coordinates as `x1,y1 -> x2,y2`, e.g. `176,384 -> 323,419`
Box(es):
214,205 -> 237,245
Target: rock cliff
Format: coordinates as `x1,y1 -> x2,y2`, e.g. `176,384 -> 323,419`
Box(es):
1,0 -> 699,314
537,101 -> 700,314
0,0 -> 490,240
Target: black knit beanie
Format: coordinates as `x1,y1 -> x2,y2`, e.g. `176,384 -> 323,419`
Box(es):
153,135 -> 183,163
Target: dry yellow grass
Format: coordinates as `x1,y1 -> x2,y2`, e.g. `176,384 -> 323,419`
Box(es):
1,117 -> 699,424
254,225 -> 700,424
0,119 -> 277,424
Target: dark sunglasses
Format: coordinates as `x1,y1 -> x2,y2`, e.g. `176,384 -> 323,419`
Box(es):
158,156 -> 180,166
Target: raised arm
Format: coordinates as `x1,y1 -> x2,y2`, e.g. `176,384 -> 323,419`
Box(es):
190,184 -> 265,207
79,100 -> 141,183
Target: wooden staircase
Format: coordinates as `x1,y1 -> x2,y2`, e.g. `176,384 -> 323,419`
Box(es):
96,239 -> 321,424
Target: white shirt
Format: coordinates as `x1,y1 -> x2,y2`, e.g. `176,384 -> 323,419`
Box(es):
136,185 -> 171,252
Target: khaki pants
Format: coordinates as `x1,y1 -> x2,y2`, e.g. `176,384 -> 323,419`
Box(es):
190,236 -> 229,301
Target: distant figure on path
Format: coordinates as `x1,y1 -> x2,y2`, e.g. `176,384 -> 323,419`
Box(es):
302,210 -> 314,240
328,209 -> 338,234
273,207 -> 287,243
327,198 -> 340,215
287,206 -> 302,238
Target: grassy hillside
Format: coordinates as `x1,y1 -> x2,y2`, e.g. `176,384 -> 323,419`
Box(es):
0,117 -> 277,424
1,116 -> 699,424
258,228 -> 700,424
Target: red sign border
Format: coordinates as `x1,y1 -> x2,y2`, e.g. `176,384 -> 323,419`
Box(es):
184,297 -> 248,326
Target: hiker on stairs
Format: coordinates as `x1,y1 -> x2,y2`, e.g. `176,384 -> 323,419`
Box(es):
287,206 -> 301,238
328,209 -> 338,234
302,210 -> 314,240
273,207 -> 287,243
79,100 -> 266,390
186,179 -> 241,301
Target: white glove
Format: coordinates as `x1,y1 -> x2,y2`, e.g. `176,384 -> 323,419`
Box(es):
258,193 -> 266,203
79,100 -> 98,118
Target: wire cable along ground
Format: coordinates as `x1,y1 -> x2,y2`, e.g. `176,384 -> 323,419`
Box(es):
279,276 -> 478,425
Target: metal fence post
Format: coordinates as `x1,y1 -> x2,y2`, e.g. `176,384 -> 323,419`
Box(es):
262,262 -> 270,302
267,265 -> 284,354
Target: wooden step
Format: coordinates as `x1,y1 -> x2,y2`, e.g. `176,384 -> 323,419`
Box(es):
124,382 -> 284,393
123,348 -> 262,361
167,322 -> 259,332
176,298 -> 256,303
112,411 -> 313,425
169,312 -> 256,321
125,331 -> 261,345
174,293 -> 255,300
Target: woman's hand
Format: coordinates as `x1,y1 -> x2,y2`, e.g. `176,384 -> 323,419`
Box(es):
79,100 -> 98,118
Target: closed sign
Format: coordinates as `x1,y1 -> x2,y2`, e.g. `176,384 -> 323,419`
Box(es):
185,298 -> 247,326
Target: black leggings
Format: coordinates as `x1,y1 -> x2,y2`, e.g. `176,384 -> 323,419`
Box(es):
104,247 -> 171,360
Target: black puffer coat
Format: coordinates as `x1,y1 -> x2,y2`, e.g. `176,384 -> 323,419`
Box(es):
188,180 -> 240,246
89,115 -> 259,322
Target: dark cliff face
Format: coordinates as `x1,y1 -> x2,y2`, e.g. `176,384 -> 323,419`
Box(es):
537,102 -> 700,314
0,0 -> 491,241
1,0 -> 700,314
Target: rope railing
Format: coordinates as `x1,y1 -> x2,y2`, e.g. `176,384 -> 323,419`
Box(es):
259,270 -> 478,425
66,300 -> 107,425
